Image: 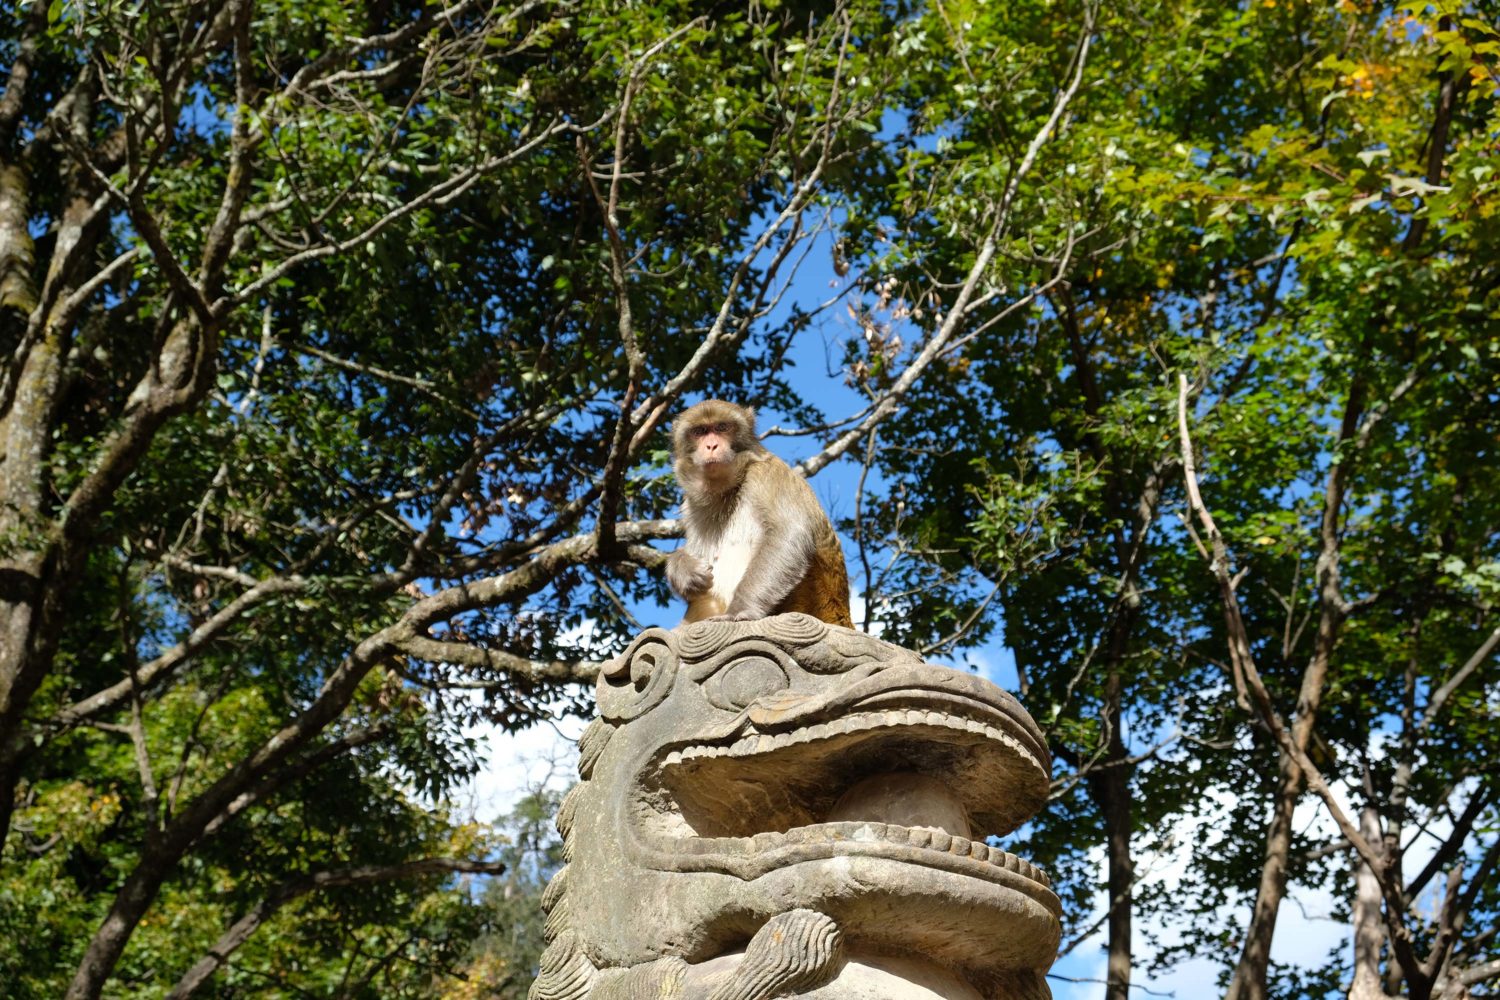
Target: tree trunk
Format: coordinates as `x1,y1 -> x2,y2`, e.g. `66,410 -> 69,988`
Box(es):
0,161 -> 37,314
65,845 -> 174,1000
1348,806 -> 1388,1000
1095,672 -> 1134,1000
1225,379 -> 1361,1000
0,314 -> 64,844
0,182 -> 107,842
1224,752 -> 1299,1000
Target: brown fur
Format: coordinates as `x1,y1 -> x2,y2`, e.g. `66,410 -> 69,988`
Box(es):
667,401 -> 852,629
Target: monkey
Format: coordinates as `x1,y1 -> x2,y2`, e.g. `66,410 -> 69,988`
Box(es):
665,399 -> 853,628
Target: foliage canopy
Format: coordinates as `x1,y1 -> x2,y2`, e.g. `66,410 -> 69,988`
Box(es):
0,0 -> 1495,998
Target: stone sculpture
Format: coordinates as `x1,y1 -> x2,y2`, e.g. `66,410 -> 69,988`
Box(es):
529,613 -> 1061,1000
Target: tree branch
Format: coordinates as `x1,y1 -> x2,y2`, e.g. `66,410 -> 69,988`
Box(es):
165,857 -> 504,1000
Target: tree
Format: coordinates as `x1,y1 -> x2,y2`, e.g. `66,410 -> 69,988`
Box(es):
834,1 -> 1500,997
461,786 -> 569,999
0,0 -> 930,994
5,0 -> 1494,995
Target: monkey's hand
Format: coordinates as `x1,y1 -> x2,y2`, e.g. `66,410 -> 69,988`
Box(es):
666,550 -> 714,599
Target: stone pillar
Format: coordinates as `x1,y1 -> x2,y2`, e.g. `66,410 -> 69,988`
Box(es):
530,614 -> 1060,1000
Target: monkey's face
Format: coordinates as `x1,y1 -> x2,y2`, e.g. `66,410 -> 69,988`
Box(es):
686,419 -> 740,468
673,401 -> 756,488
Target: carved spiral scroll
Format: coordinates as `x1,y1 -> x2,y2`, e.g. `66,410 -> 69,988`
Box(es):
679,612 -> 828,661
596,632 -> 677,722
705,910 -> 845,1000
589,958 -> 688,1000
529,932 -> 596,1000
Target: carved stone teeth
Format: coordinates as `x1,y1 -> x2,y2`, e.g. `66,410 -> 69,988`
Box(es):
660,822 -> 1057,882
753,831 -> 783,851
666,708 -> 1036,768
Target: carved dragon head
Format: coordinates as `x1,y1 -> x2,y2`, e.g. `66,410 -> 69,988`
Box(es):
532,614 -> 1061,999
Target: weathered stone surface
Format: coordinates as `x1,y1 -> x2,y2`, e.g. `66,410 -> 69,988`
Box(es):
529,614 -> 1061,1000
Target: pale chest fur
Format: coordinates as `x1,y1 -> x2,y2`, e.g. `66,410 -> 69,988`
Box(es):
691,500 -> 763,607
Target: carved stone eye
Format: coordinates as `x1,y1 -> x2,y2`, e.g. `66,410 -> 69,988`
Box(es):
708,655 -> 789,712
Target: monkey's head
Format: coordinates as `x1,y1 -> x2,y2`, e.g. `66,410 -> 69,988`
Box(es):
672,399 -> 764,492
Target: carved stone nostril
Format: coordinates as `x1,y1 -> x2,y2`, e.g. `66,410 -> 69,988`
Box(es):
826,771 -> 972,840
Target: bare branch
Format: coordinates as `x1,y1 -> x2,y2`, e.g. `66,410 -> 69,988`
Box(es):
396,637 -> 599,684
798,4 -> 1096,477
626,10 -> 859,449
53,574 -> 309,727
225,118 -> 579,310
166,857 -> 504,1000
1420,624 -> 1500,735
